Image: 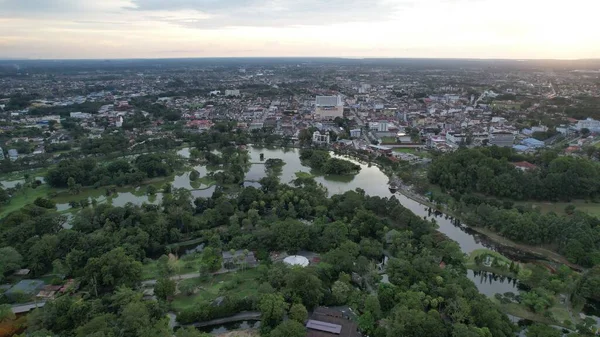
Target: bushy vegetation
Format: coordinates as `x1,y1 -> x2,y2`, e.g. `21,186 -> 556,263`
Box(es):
428,147 -> 600,201
300,149 -> 361,175
45,153 -> 182,189
454,194 -> 600,267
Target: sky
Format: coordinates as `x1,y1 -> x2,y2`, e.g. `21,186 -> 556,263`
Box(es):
1,0 -> 599,60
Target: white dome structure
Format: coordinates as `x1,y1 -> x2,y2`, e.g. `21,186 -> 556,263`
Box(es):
283,255 -> 309,267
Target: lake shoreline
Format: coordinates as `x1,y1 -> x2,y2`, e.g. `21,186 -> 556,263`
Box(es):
391,178 -> 585,271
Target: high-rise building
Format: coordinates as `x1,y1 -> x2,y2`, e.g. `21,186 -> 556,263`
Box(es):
314,96 -> 343,120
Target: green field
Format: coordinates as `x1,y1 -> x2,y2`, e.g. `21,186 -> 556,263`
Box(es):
520,200 -> 600,218
381,137 -> 397,144
0,168 -> 47,182
141,253 -> 205,280
170,268 -> 261,312
465,249 -> 521,277
492,298 -> 576,329
0,185 -> 54,218
392,147 -> 431,158
392,148 -> 417,154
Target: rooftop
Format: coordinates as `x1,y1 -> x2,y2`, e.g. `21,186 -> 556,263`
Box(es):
305,307 -> 360,337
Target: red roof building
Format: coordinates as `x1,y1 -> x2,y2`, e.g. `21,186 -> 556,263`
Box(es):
512,161 -> 538,171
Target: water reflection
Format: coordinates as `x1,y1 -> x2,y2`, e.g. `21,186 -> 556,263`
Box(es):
197,320 -> 260,334
467,270 -> 520,297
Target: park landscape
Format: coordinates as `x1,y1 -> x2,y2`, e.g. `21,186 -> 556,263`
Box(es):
2,124 -> 600,337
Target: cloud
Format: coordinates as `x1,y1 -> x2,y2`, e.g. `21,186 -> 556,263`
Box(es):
127,0 -> 409,28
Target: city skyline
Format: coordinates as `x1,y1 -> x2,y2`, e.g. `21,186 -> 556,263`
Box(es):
1,0 -> 599,60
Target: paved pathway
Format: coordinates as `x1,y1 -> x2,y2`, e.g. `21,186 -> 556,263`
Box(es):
11,301 -> 46,314
185,311 -> 261,328
142,268 -> 239,286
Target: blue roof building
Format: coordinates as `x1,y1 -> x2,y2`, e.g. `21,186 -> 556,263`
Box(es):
522,138 -> 545,148
513,145 -> 529,152
8,149 -> 18,161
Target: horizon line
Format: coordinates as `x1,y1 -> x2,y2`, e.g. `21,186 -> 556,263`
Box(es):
1,56 -> 600,62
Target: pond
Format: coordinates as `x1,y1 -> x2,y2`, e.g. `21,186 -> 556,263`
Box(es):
53,163 -> 216,211
468,270 -> 520,297
197,320 -> 260,334
0,176 -> 45,189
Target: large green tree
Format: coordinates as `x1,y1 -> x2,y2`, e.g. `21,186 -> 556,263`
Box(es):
259,293 -> 288,328
270,320 -> 306,337
84,248 -> 142,295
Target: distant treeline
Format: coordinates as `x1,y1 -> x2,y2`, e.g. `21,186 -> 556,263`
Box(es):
428,147 -> 600,201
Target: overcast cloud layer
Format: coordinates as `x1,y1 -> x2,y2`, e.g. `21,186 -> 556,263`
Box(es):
0,0 -> 599,59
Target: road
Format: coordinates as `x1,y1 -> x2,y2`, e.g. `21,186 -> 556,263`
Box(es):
142,268 -> 240,286
142,272 -> 202,286
185,311 -> 261,328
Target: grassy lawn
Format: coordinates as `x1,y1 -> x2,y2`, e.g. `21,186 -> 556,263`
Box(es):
171,268 -> 261,312
519,200 -> 600,218
0,168 -> 47,182
295,171 -> 314,179
0,185 -> 54,218
492,298 -> 577,329
392,148 -> 417,154
392,147 -> 431,158
380,137 -> 398,144
196,176 -> 217,189
465,249 -> 521,277
141,253 -> 205,280
549,302 -> 576,327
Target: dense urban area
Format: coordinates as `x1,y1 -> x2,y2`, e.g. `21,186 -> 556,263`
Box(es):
1,58 -> 600,337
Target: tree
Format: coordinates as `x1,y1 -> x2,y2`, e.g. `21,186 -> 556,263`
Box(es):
27,235 -> 59,276
0,304 -> 15,322
387,307 -> 448,337
332,280 -> 352,305
272,219 -> 309,254
146,185 -> 157,196
581,128 -> 591,137
364,294 -> 382,320
526,324 -> 561,337
157,255 -> 174,278
84,248 -> 142,295
289,303 -> 308,323
201,247 -> 222,272
284,268 -> 324,309
269,320 -> 306,337
120,301 -> 151,336
75,314 -> 117,337
259,293 -> 288,327
67,177 -> 78,194
358,311 -> 376,335
178,280 -> 196,296
175,327 -> 211,337
34,197 -> 56,209
565,205 -> 576,215
155,278 -> 176,301
189,170 -> 200,181
0,247 -> 23,279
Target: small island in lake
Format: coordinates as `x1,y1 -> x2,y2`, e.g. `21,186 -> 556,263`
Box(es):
299,149 -> 361,175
